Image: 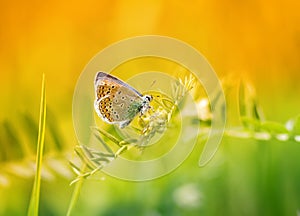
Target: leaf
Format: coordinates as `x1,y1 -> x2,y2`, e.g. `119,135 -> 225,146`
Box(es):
239,79 -> 265,128
239,80 -> 247,117
74,146 -> 95,171
1,121 -> 23,160
92,127 -> 122,148
241,116 -> 261,130
241,116 -> 288,134
27,74 -> 46,216
92,152 -> 115,158
260,121 -> 289,134
21,113 -> 39,150
69,161 -> 82,176
253,100 -> 264,121
91,157 -> 110,163
93,133 -> 115,154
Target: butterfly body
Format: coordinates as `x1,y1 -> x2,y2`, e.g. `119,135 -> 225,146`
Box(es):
94,72 -> 152,128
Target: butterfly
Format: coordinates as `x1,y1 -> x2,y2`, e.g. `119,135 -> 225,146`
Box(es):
94,72 -> 153,129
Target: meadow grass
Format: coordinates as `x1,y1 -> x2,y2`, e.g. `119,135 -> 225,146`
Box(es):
1,75 -> 299,215
27,74 -> 46,216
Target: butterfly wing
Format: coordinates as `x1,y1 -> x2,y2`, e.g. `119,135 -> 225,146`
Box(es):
95,72 -> 142,97
94,72 -> 144,128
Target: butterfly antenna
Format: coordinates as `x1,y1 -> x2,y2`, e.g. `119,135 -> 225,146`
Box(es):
144,79 -> 156,100
150,80 -> 156,88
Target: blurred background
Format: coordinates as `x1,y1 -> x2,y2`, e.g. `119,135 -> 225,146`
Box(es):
0,0 -> 300,215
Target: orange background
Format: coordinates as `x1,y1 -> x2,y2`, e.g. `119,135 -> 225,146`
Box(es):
1,0 -> 299,122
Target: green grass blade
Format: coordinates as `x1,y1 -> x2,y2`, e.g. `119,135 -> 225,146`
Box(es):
27,74 -> 46,216
66,164 -> 86,216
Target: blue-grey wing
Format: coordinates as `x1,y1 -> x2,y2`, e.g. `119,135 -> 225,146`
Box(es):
95,72 -> 142,97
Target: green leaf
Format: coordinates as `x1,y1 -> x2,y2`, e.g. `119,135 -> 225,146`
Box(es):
92,127 -> 122,148
27,74 -> 46,216
74,146 -> 95,170
93,133 -> 115,154
241,116 -> 261,130
252,100 -> 264,121
260,121 -> 289,134
21,113 -> 39,150
1,121 -> 23,160
239,80 -> 247,117
239,80 -> 265,128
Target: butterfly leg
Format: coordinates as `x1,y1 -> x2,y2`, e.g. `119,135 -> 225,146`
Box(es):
140,105 -> 151,116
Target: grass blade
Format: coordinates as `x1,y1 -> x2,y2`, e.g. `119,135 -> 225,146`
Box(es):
66,164 -> 86,216
27,74 -> 46,216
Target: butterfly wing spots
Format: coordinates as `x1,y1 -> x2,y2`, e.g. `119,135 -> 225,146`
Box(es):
95,98 -> 131,128
95,72 -> 143,97
96,82 -> 119,100
94,72 -> 150,128
94,96 -> 113,122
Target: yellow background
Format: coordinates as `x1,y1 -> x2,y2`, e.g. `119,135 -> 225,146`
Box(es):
1,0 -> 299,122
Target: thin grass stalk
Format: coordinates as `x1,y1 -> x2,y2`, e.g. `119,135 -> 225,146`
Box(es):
66,164 -> 86,216
27,74 -> 46,216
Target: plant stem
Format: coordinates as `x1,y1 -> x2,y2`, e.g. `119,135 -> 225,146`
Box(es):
66,164 -> 86,216
27,74 -> 46,216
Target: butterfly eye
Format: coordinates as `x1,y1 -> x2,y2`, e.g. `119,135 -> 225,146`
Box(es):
145,95 -> 152,102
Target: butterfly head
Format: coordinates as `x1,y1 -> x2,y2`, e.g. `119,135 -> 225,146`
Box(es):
144,95 -> 153,102
140,95 -> 153,115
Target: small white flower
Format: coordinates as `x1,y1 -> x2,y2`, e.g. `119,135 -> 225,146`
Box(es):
197,98 -> 212,121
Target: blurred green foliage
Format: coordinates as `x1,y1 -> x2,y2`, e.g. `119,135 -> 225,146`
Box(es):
1,76 -> 300,216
